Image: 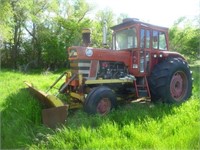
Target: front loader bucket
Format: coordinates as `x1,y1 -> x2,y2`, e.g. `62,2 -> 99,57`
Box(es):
24,82 -> 68,128
42,106 -> 68,128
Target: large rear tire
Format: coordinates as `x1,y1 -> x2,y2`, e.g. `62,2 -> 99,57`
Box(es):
84,86 -> 117,115
148,58 -> 192,103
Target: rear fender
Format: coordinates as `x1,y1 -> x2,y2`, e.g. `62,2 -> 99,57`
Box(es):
162,51 -> 186,61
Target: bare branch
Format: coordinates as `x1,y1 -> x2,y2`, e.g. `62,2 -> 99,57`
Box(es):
78,9 -> 90,23
24,25 -> 37,41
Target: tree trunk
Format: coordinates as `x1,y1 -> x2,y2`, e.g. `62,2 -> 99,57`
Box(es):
10,1 -> 23,69
11,20 -> 21,69
31,23 -> 42,68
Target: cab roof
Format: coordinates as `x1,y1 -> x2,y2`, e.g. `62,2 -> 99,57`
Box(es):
111,18 -> 168,32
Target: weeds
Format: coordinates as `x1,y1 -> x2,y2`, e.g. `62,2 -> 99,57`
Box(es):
0,64 -> 200,149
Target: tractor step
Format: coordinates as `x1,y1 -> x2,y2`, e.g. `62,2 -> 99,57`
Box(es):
138,89 -> 148,97
134,76 -> 151,98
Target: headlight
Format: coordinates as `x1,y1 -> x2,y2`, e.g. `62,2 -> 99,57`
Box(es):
69,49 -> 77,57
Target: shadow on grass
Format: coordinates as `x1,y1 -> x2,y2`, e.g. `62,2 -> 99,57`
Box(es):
1,88 -> 46,149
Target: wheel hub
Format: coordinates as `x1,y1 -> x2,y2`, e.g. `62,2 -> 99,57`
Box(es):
97,98 -> 111,115
170,71 -> 188,101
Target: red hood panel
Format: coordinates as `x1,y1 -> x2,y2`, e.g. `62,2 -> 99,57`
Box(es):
68,46 -> 131,66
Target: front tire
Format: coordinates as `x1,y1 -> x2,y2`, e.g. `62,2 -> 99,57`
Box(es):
84,86 -> 116,115
148,58 -> 192,103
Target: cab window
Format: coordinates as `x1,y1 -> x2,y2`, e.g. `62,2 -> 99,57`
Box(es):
140,29 -> 150,49
153,31 -> 158,49
114,27 -> 137,50
146,30 -> 150,48
152,30 -> 167,50
140,29 -> 145,48
159,32 -> 167,50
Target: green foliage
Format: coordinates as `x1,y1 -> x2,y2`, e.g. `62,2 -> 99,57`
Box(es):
0,0 -> 199,69
91,8 -> 115,48
0,1 -> 13,41
190,61 -> 200,99
169,17 -> 200,62
0,0 -> 93,69
117,13 -> 129,24
1,63 -> 200,149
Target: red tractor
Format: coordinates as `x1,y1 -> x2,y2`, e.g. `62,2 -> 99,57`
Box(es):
26,18 -> 192,127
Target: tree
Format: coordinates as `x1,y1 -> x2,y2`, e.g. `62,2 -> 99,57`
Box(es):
0,1 -> 13,41
0,1 -> 13,70
117,13 -> 129,24
169,17 -> 200,62
0,0 -> 118,70
22,0 -> 54,68
0,0 -> 38,69
91,8 -> 115,48
0,0 -> 93,70
40,0 -> 93,69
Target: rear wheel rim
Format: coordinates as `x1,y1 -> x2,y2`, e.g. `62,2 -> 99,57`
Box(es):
97,98 -> 111,115
170,71 -> 188,101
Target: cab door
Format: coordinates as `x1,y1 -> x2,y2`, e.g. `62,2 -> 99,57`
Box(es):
139,28 -> 151,75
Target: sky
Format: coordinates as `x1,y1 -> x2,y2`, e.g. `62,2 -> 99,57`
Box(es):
86,0 -> 199,27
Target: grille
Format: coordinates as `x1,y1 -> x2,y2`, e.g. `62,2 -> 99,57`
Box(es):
70,60 -> 91,78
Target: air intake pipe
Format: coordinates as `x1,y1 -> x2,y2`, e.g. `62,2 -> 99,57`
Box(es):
103,20 -> 107,47
82,28 -> 91,47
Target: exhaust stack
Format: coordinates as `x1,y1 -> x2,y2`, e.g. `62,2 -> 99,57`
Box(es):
82,28 -> 91,47
103,20 -> 107,47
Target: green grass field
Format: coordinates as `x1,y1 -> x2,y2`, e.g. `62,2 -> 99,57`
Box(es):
1,63 -> 200,149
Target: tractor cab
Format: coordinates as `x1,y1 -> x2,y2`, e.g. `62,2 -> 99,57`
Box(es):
111,18 -> 171,76
111,18 -> 169,51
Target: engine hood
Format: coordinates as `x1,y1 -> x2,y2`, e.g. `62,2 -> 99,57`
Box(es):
68,46 -> 131,66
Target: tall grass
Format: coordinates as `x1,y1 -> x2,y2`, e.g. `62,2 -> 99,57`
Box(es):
0,70 -> 60,148
1,63 -> 200,149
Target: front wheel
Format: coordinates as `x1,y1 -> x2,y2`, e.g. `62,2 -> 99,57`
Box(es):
148,58 -> 192,103
84,86 -> 116,115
